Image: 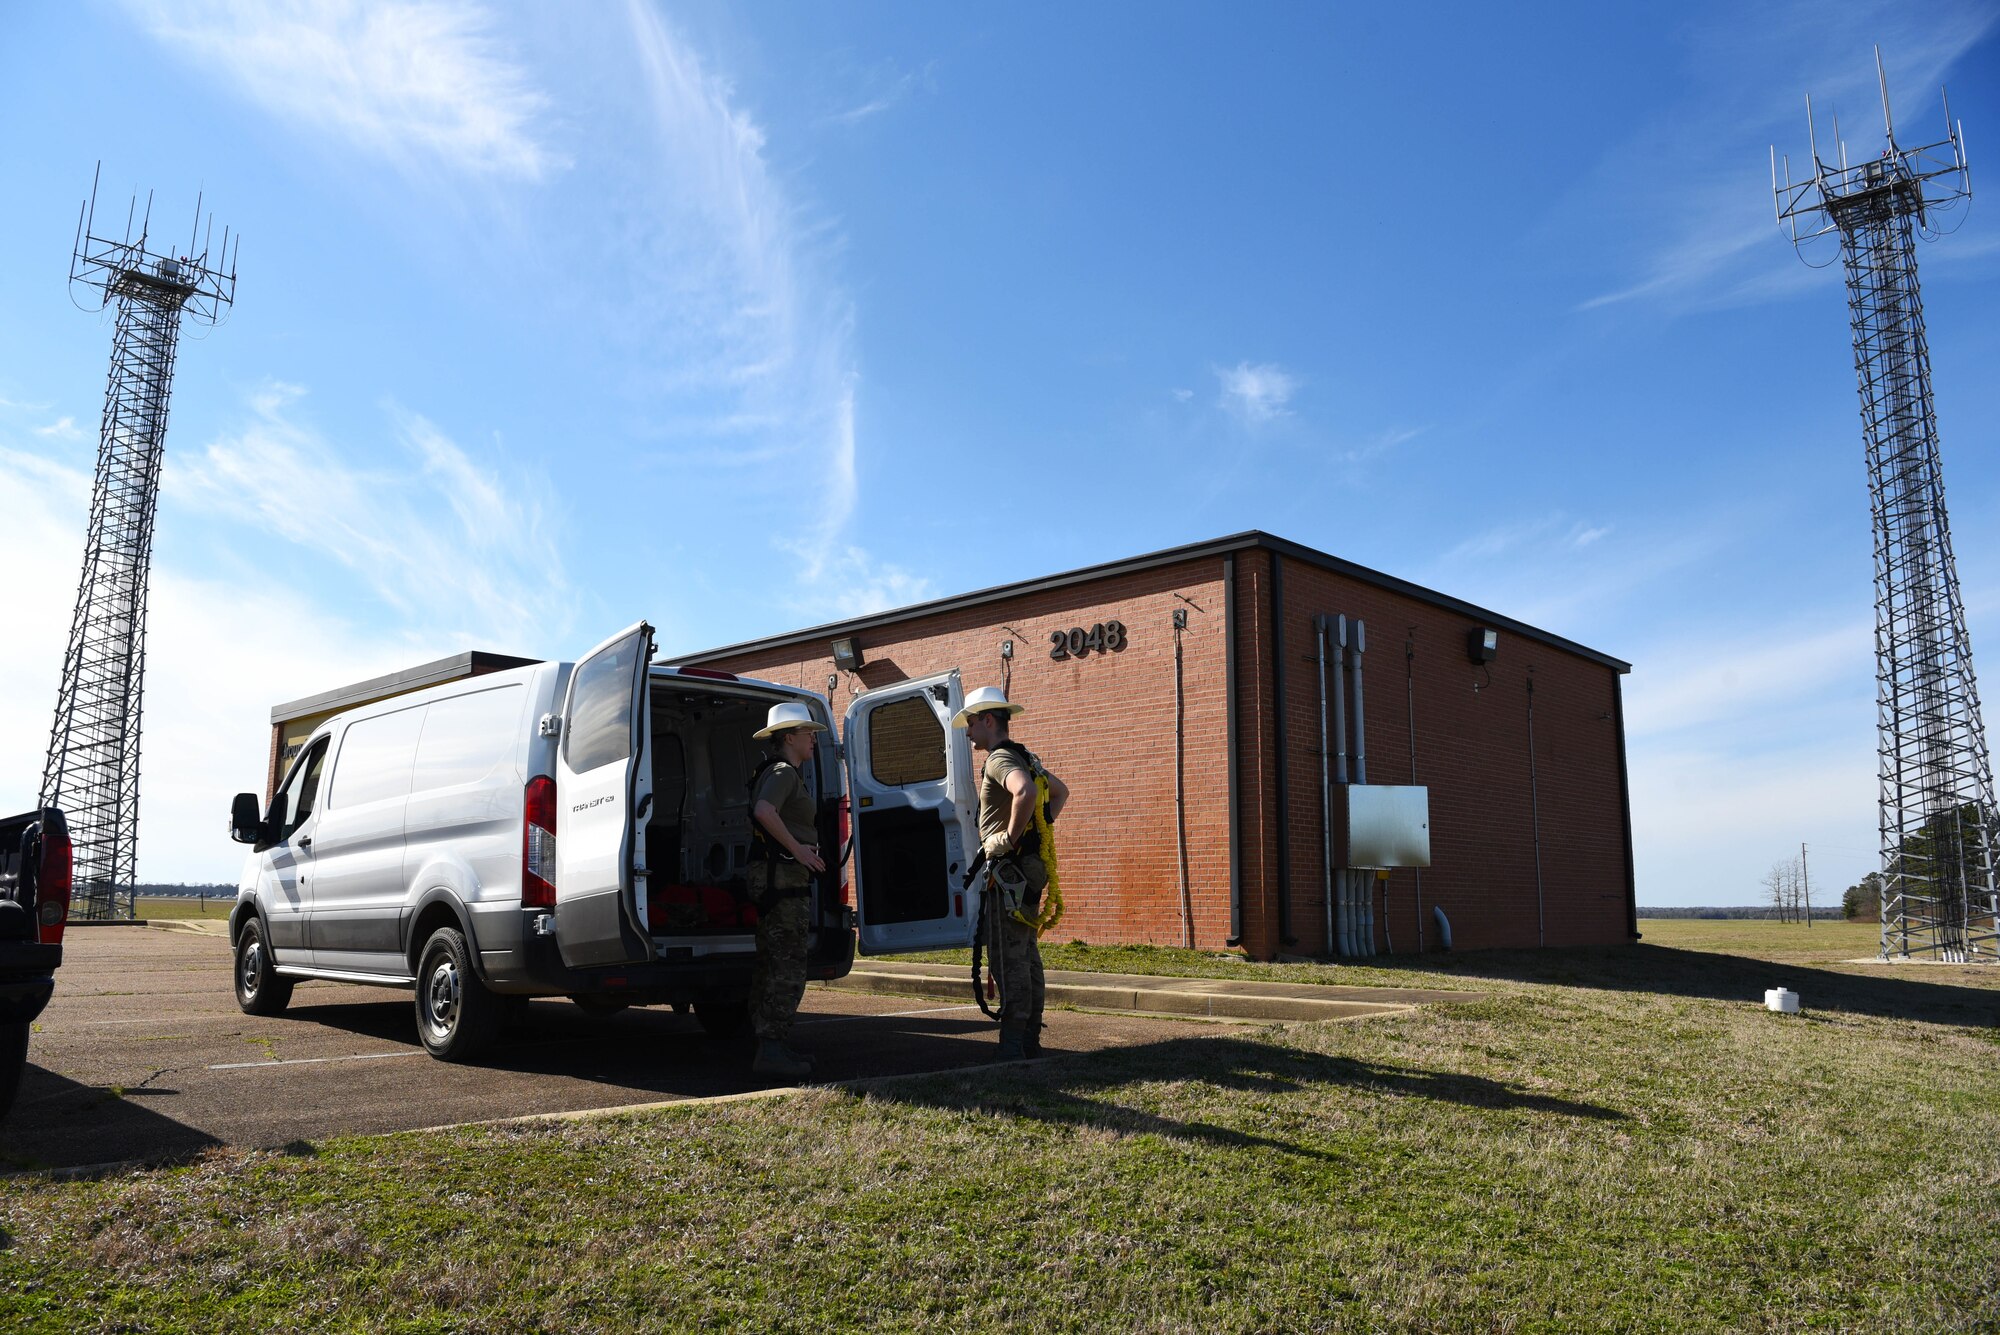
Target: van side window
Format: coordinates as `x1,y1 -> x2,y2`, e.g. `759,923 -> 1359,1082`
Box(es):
328,707 -> 425,809
411,685 -> 525,793
566,636 -> 643,772
279,738 -> 329,839
869,695 -> 946,786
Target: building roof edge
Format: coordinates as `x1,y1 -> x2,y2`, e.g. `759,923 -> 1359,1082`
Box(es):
668,531 -> 1631,674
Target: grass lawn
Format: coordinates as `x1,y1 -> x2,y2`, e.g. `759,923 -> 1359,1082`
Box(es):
131,897 -> 231,922
2,922 -> 1995,1331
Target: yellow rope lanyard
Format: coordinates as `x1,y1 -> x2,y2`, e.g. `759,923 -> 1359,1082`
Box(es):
1013,772 -> 1063,935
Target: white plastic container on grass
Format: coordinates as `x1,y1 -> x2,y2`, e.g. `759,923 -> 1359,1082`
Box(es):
1764,987 -> 1800,1014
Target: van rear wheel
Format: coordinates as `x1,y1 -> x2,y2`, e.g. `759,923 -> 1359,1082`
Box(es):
415,927 -> 498,1062
234,919 -> 294,1016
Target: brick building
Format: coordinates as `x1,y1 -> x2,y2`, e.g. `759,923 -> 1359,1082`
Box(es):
671,531 -> 1636,959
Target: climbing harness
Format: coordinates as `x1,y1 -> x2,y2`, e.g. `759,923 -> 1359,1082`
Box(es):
964,744 -> 1065,1017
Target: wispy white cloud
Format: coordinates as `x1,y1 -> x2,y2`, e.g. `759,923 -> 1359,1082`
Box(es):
823,60 -> 936,127
1336,425 -> 1423,466
1623,617 -> 1870,739
0,443 -> 424,883
163,383 -> 571,648
1607,599 -> 1883,902
125,0 -> 559,180
618,2 -> 912,603
32,416 -> 82,441
1215,361 -> 1298,424
1568,2 -> 1997,314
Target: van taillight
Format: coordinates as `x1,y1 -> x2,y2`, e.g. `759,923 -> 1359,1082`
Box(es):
38,828 -> 71,946
523,776 -> 557,908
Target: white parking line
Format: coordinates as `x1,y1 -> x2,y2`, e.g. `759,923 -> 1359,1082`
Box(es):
209,1050 -> 424,1071
794,1003 -> 978,1026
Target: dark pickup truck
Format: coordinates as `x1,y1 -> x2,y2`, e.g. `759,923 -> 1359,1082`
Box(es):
0,808 -> 69,1118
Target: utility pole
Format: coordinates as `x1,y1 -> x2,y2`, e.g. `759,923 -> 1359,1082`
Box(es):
1801,842 -> 1812,929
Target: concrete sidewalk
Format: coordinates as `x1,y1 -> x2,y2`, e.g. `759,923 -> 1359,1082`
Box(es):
824,960 -> 1480,1023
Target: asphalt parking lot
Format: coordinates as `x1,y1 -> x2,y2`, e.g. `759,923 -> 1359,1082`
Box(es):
2,927 -> 1246,1173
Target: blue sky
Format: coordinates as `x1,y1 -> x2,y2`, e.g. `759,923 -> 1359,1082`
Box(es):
2,1 -> 1996,903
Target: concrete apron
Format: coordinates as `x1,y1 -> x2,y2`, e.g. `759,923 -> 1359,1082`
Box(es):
826,961 -> 1481,1023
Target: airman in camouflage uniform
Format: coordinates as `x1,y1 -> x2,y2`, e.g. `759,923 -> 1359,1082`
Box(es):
747,702 -> 828,1080
955,687 -> 1069,1061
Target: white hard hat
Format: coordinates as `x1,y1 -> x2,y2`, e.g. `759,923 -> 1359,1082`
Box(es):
951,686 -> 1026,729
753,701 -> 828,739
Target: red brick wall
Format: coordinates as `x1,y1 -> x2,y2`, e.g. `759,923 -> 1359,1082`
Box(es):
1270,557 -> 1633,954
695,557 -> 1238,950
689,543 -> 1634,957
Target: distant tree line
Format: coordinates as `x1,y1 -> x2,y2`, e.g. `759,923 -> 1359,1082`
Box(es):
131,883 -> 235,897
1639,906 -> 1845,920
1834,802 -> 1996,922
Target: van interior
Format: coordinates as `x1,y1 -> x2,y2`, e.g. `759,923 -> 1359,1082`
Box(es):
645,685 -> 821,936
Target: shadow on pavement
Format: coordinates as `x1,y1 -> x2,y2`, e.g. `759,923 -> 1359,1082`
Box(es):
866,1034 -> 1624,1162
0,1066 -> 225,1175
275,993 -> 1009,1091
1362,944 -> 2000,1028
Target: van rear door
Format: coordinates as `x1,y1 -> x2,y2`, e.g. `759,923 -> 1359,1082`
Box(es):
553,622 -> 655,968
841,670 -> 977,954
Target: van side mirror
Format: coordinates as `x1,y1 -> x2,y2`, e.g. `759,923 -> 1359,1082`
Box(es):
229,792 -> 266,845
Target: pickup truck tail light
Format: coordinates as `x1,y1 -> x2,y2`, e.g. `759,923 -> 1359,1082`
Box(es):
38,826 -> 71,946
523,776 -> 557,909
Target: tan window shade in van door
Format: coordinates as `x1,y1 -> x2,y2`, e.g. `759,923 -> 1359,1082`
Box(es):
869,695 -> 947,786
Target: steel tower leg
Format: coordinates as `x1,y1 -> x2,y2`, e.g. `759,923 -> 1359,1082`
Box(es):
41,282 -> 187,921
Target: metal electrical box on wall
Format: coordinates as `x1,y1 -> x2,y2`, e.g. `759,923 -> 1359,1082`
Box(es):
1334,785 -> 1431,868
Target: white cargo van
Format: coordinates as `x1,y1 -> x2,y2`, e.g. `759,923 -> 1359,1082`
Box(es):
228,623 -> 982,1061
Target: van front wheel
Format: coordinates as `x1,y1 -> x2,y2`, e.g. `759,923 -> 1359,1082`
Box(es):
415,927 -> 498,1062
235,919 -> 294,1016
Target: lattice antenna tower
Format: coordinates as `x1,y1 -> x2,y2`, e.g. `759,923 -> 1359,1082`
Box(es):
40,167 -> 238,921
1773,50 -> 1992,961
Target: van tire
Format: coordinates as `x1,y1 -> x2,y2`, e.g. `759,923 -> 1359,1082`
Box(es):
0,1021 -> 28,1120
415,927 -> 498,1062
235,919 -> 294,1016
694,999 -> 751,1038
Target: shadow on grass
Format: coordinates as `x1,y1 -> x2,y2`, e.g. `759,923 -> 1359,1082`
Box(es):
869,1035 -> 1623,1161
1396,944 -> 2000,1028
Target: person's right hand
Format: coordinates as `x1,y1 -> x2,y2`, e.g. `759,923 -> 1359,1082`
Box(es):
797,846 -> 826,874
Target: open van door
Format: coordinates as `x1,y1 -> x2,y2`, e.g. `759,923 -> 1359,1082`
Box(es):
842,670 -> 977,954
553,622 -> 655,968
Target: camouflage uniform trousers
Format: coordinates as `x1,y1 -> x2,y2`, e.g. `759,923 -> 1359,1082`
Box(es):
994,853 -> 1047,1029
750,862 -> 811,1042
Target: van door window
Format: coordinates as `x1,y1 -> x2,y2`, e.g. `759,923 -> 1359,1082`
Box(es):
277,738 -> 329,841
868,695 -> 946,785
565,638 -> 644,773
